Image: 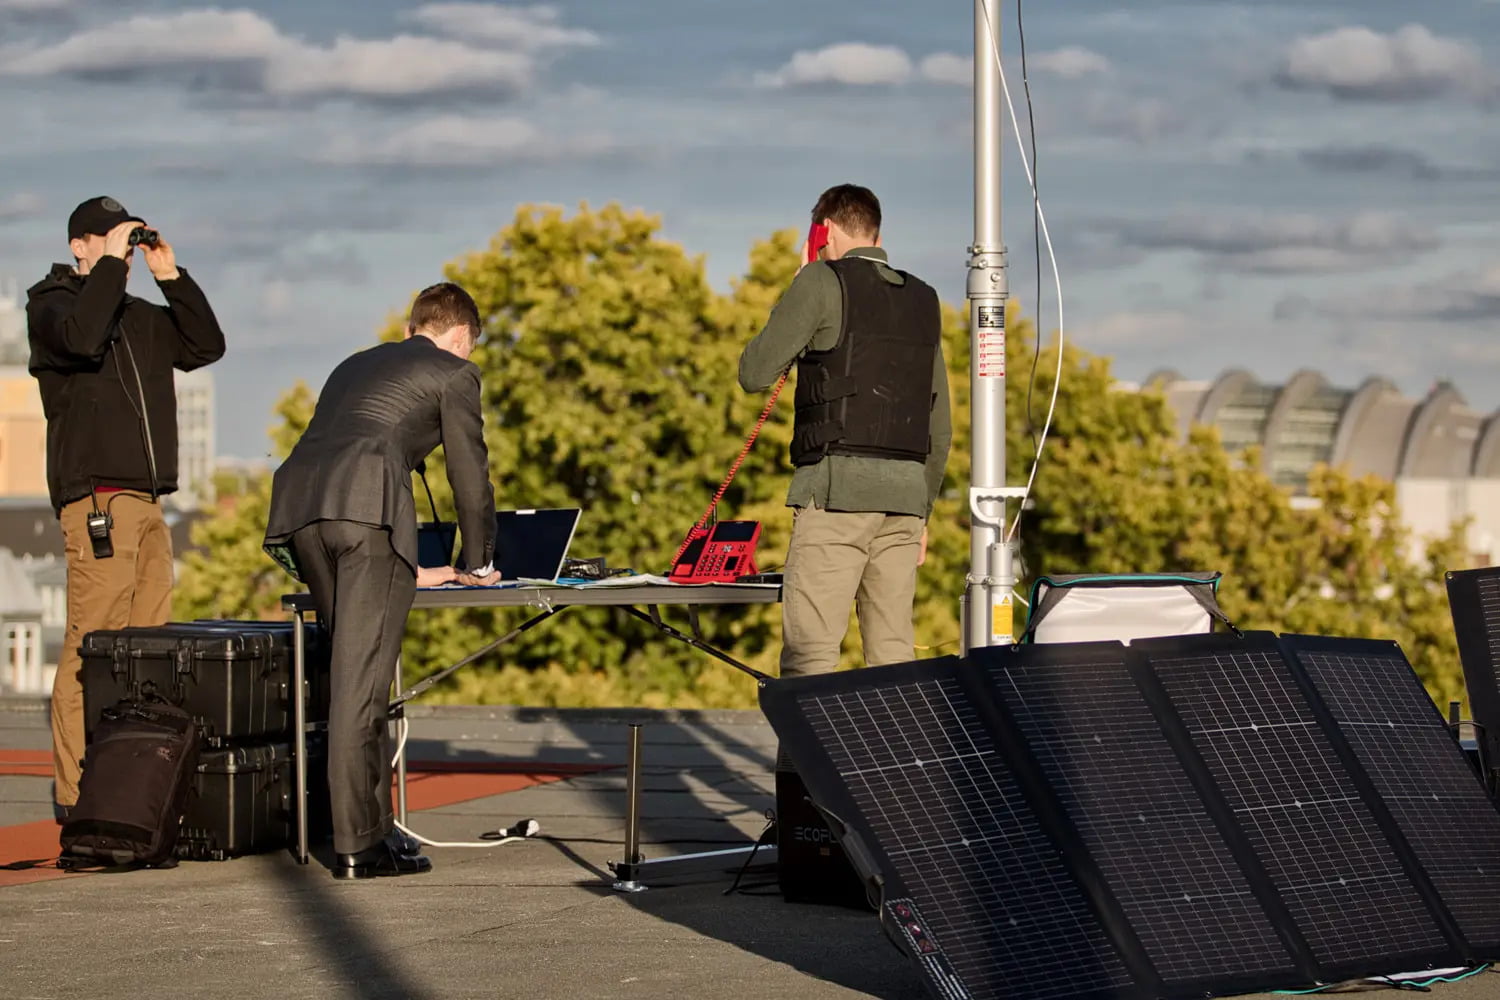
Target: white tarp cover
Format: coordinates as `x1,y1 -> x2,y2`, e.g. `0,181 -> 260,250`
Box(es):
1026,573 -> 1224,645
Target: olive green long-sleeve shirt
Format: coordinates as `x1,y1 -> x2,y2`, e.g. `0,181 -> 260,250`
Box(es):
738,247 -> 952,518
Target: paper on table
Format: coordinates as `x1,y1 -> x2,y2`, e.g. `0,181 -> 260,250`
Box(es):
418,573 -> 779,590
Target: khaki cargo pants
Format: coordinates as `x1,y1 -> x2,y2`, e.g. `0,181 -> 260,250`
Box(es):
52,493 -> 173,808
779,504 -> 924,679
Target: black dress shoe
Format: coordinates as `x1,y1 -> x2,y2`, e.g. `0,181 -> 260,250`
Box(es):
386,830 -> 423,857
332,842 -> 433,881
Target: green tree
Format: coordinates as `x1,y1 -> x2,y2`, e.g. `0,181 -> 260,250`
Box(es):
371,204 -> 802,707
175,204 -> 1471,711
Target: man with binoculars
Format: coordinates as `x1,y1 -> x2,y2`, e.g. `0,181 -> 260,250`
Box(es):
26,195 -> 226,823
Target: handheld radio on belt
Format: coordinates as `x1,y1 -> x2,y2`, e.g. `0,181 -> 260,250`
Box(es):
667,370 -> 790,583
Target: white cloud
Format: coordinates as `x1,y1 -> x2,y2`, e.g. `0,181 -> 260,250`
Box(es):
1278,24 -> 1491,101
0,8 -> 541,102
1083,94 -> 1189,143
273,35 -> 530,101
755,43 -> 913,88
405,3 -> 600,49
317,115 -> 614,168
0,191 -> 44,222
1029,46 -> 1111,79
764,42 -> 1106,90
1108,211 -> 1439,275
1077,309 -> 1195,348
1288,264 -> 1500,324
919,52 -> 969,86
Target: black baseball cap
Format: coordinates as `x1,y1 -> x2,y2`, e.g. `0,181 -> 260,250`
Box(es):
67,196 -> 144,241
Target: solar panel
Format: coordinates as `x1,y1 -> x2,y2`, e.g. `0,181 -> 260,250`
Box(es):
762,657 -> 1133,1000
762,633 -> 1500,1000
1141,632 -> 1451,977
1285,633 -> 1500,958
1446,567 -> 1500,787
979,641 -> 1299,992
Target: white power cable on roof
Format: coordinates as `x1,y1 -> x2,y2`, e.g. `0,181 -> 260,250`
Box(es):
388,715 -> 541,849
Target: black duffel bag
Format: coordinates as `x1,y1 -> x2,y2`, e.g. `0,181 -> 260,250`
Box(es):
60,699 -> 199,869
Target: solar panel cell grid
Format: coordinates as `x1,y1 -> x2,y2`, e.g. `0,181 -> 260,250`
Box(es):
801,677 -> 1133,1000
1479,577 -> 1500,672
991,653 -> 1296,984
1294,643 -> 1500,955
1151,648 -> 1447,969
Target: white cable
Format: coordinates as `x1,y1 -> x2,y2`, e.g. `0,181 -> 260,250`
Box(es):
979,2 -> 1066,544
388,715 -> 542,849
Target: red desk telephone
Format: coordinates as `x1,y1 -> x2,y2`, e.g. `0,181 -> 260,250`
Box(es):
667,364 -> 792,583
667,228 -> 815,583
670,520 -> 762,583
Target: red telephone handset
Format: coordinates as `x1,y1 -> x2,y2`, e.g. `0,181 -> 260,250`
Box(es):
806,223 -> 829,263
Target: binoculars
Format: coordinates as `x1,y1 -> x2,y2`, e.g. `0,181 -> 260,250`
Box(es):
128,227 -> 161,248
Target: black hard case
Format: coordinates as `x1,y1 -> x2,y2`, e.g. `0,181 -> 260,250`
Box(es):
178,740 -> 330,860
81,621 -> 329,743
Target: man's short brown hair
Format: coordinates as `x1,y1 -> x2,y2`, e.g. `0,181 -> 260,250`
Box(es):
811,184 -> 881,239
408,282 -> 480,338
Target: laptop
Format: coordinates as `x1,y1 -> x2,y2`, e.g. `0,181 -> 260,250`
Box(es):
491,508 -> 582,582
416,522 -> 457,568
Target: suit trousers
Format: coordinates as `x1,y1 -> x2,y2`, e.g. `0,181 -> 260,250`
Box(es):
778,504 -> 924,679
52,493 -> 173,807
292,520 -> 416,855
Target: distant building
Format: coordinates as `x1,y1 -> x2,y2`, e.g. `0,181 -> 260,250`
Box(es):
0,279 -> 216,510
1147,369 -> 1500,564
0,281 -> 47,498
175,367 -> 216,509
0,498 -> 208,695
0,547 -> 47,696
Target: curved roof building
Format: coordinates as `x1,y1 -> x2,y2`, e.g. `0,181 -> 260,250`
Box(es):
1147,369 -> 1494,492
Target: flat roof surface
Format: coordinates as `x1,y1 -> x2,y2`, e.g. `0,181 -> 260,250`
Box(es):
1,700 -> 1494,1000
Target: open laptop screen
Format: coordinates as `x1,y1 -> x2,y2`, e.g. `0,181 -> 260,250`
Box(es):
416,522 -> 457,568
493,508 -> 581,581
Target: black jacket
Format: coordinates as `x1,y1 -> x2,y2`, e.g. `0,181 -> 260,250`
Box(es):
26,256 -> 226,513
263,336 -> 496,577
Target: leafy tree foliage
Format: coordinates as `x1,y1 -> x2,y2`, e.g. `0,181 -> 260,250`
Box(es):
175,204 -> 1470,711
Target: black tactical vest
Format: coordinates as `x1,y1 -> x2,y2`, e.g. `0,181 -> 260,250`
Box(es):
790,257 -> 940,467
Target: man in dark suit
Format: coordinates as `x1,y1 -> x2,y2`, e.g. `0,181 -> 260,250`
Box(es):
264,281 -> 499,880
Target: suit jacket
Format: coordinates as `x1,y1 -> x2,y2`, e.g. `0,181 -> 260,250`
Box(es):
264,336 -> 495,578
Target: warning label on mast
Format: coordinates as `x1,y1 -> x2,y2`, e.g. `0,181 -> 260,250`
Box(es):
977,306 -> 1005,378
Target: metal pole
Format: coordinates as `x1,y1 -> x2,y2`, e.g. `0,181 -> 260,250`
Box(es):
965,0 -> 1018,652
292,609 -> 309,864
612,723 -> 646,893
394,652 -> 408,825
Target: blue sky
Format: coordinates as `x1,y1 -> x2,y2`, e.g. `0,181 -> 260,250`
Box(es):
1,0 -> 1497,458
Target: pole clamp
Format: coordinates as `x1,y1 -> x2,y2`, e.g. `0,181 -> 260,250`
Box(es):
969,487 -> 1029,528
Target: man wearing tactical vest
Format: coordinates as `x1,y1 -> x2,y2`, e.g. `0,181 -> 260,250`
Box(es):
739,184 -> 952,677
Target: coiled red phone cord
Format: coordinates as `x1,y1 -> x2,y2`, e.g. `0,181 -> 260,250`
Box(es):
668,369 -> 791,570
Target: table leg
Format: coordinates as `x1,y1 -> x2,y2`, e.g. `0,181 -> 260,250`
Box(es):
620,606 -> 769,682
389,606 -> 564,712
394,652 -> 408,827
611,723 -> 646,893
293,609 -> 309,865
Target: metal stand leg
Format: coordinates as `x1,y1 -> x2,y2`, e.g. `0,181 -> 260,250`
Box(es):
292,610 -> 309,865
394,653 -> 408,826
611,723 -> 646,893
